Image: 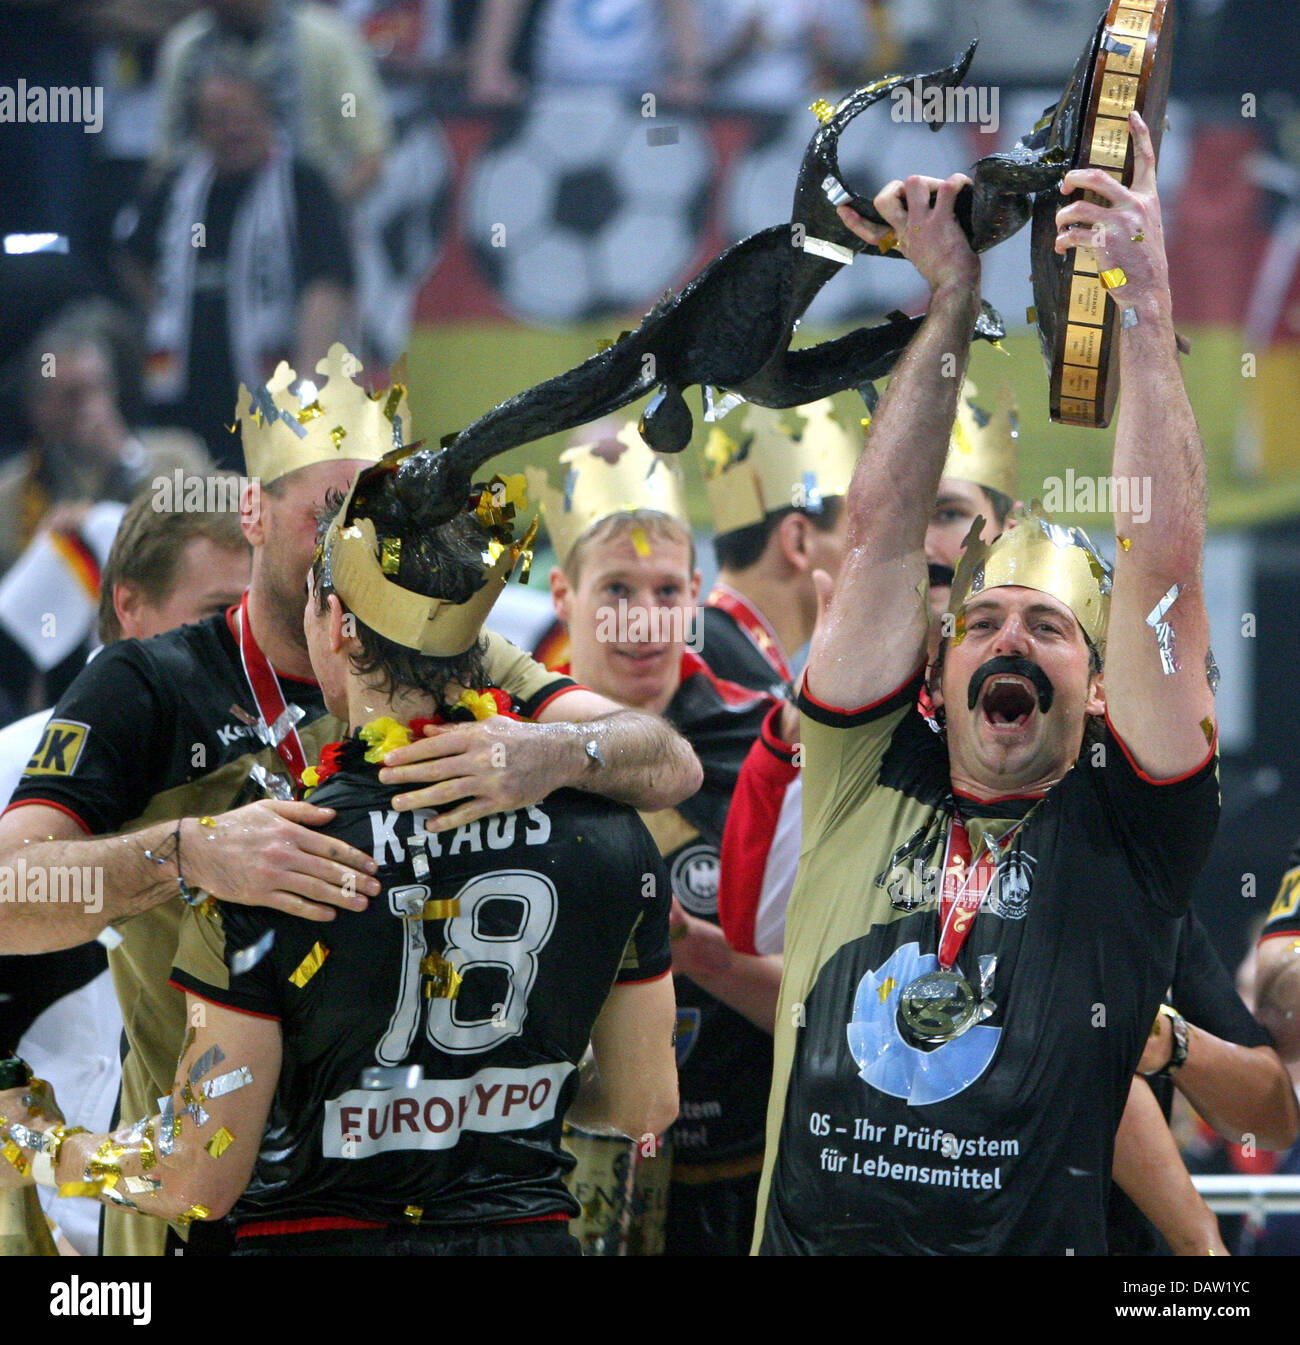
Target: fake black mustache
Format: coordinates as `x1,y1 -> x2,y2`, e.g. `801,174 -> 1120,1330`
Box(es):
928,563 -> 955,589
966,656 -> 1055,713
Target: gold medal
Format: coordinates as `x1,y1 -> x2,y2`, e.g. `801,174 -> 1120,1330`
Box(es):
898,970 -> 980,1044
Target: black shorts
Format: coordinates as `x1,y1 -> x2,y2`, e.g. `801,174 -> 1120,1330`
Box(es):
663,1171 -> 760,1257
231,1220 -> 581,1257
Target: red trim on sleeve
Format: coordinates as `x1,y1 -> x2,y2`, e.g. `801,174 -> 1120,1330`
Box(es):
801,663 -> 927,718
530,681 -> 585,719
1104,710 -> 1218,786
679,650 -> 773,709
759,701 -> 797,762
170,980 -> 282,1022
237,1215 -> 385,1238
616,967 -> 672,986
718,729 -> 799,956
1259,928 -> 1300,946
2,798 -> 93,834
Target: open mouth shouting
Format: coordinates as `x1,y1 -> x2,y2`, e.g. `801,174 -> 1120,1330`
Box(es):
966,656 -> 1056,735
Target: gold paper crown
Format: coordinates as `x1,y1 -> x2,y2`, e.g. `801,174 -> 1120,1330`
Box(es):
323,456 -> 535,657
947,505 -> 1113,651
526,422 -> 690,567
701,399 -> 861,536
942,381 -> 1019,500
237,343 -> 413,485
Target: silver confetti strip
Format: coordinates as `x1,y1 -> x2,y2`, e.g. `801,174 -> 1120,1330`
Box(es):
189,1045 -> 226,1086
1206,647 -> 1221,696
6,1122 -> 45,1151
181,1099 -> 211,1128
701,386 -> 745,423
821,173 -> 851,207
800,234 -> 855,266
1121,306 -> 1139,329
411,851 -> 430,880
157,1096 -> 177,1157
123,1175 -> 162,1195
232,929 -> 276,975
204,1066 -> 254,1099
1145,583 -> 1182,675
264,704 -> 306,749
359,1065 -> 422,1091
96,926 -> 124,950
246,762 -> 294,801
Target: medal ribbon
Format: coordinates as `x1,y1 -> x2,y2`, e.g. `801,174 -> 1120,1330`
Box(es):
705,583 -> 791,681
234,591 -> 309,788
936,815 -> 996,970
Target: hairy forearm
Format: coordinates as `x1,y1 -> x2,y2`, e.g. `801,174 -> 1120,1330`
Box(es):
846,282 -> 980,554
1173,1036 -> 1299,1152
674,923 -> 781,1034
1113,295 -> 1207,581
0,819 -> 187,953
565,711 -> 702,810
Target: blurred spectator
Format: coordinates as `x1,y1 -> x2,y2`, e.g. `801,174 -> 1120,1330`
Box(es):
468,0 -> 706,107
120,63 -> 355,467
0,301 -> 207,576
0,484 -> 250,1256
153,0 -> 393,204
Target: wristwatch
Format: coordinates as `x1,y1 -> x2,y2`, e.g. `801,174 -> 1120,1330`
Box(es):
1146,1003 -> 1190,1078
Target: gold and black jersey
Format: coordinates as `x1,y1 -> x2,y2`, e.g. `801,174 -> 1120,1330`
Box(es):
7,609 -> 575,1252
755,671 -> 1220,1256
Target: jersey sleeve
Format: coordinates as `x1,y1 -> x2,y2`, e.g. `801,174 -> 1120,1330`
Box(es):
615,835 -> 672,984
480,630 -> 578,719
1262,835 -> 1300,943
719,703 -> 799,955
1172,911 -> 1271,1048
5,640 -> 173,834
1090,715 -> 1221,917
170,902 -> 284,1021
794,667 -> 927,854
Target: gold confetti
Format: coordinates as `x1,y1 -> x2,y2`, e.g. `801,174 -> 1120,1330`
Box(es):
631,526 -> 650,557
289,941 -> 329,988
88,1138 -> 126,1177
876,230 -> 898,254
175,1203 -> 210,1227
295,400 -> 323,424
809,99 -> 835,125
198,816 -> 216,828
205,1127 -> 235,1159
1025,305 -> 1037,324
2,1141 -> 29,1176
421,898 -> 459,921
58,1180 -> 105,1198
329,425 -> 348,449
1200,717 -> 1215,746
420,952 -> 462,999
138,1123 -> 157,1171
1118,536 -> 1132,551
1099,266 -> 1128,291
404,1205 -> 423,1224
380,536 -> 401,575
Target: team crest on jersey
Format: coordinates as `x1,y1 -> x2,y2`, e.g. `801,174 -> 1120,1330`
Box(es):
670,843 -> 719,917
846,942 -> 1000,1105
986,849 -> 1036,920
674,1008 -> 701,1066
24,720 -> 89,777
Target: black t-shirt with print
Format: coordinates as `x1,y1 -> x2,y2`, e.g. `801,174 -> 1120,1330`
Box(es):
759,674 -> 1220,1255
172,741 -> 672,1229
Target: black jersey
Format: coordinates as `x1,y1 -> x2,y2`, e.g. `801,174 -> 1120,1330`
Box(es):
172,737 -> 672,1229
4,607 -> 574,1253
699,605 -> 787,699
757,673 -> 1220,1256
645,651 -> 775,1166
1106,911 -> 1272,1255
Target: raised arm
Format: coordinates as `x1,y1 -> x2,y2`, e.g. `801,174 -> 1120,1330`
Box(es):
1055,111 -> 1216,778
0,997 -> 279,1223
810,176 -> 981,709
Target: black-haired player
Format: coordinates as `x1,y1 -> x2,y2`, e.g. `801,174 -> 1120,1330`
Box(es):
0,455 -> 679,1254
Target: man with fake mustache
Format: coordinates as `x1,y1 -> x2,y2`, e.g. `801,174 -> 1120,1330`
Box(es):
751,114 -> 1223,1255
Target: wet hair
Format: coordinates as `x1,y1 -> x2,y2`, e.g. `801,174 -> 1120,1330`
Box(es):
713,498 -> 844,573
564,509 -> 695,583
311,453 -> 495,706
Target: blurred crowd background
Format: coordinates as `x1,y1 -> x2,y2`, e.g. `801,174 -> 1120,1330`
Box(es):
1,0 -> 1299,1250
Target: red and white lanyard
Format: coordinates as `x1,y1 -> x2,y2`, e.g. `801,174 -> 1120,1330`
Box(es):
233,591 -> 309,788
705,583 -> 792,682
